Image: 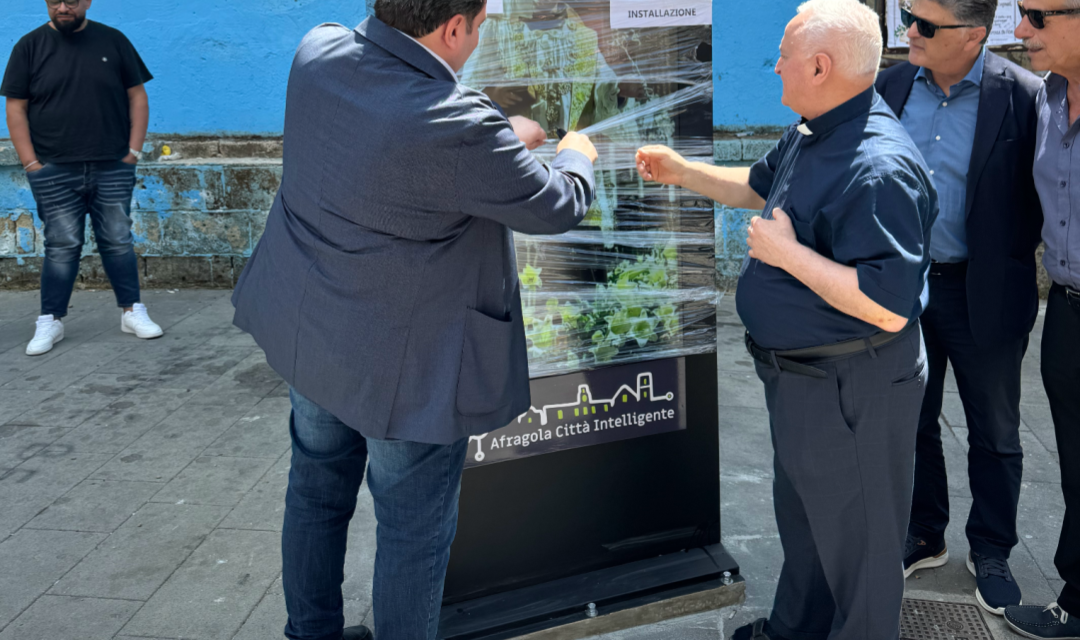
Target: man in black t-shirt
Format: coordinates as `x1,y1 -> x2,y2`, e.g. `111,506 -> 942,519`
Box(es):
2,0 -> 164,356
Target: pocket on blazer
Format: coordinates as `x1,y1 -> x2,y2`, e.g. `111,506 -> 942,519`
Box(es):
456,307 -> 516,416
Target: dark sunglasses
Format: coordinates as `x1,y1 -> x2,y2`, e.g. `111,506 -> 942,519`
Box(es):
900,6 -> 977,38
46,0 -> 81,6
1018,1 -> 1080,28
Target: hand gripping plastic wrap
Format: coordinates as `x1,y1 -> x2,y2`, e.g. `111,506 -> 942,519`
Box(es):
459,0 -> 718,378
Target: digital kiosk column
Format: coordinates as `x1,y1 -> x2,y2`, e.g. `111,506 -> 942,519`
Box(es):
440,2 -> 737,637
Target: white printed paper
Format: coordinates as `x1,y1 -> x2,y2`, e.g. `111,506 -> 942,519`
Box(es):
610,0 -> 712,29
487,0 -> 503,15
886,0 -> 1022,49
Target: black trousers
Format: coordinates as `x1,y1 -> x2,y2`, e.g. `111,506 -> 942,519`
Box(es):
909,268 -> 1027,558
1042,284 -> 1080,615
755,327 -> 926,640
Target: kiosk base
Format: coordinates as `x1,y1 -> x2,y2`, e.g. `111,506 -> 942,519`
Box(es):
438,543 -> 741,640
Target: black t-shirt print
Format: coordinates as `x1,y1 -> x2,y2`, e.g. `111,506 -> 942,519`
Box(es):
0,21 -> 153,164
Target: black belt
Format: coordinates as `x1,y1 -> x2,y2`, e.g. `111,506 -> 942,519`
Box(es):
1059,283 -> 1080,308
929,260 -> 968,277
745,321 -> 918,379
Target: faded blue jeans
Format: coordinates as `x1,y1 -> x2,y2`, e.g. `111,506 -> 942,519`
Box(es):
25,161 -> 140,318
284,388 -> 468,640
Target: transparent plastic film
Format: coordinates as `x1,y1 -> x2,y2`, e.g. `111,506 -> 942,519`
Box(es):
464,0 -> 717,377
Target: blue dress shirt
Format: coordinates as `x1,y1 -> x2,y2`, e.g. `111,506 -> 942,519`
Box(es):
737,87 -> 938,350
900,49 -> 985,263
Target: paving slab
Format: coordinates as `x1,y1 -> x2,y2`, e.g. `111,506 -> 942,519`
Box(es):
0,425 -> 71,468
119,529 -> 282,640
51,502 -> 231,601
0,529 -> 107,632
91,401 -> 255,483
24,478 -> 162,533
0,390 -> 61,427
0,595 -> 142,640
203,350 -> 282,399
0,449 -> 114,538
2,340 -> 135,392
1021,402 -> 1059,455
218,453 -> 290,532
202,397 -> 291,460
149,455 -> 276,507
6,373 -> 144,428
715,371 -> 766,409
231,590 -> 369,640
52,387 -> 198,455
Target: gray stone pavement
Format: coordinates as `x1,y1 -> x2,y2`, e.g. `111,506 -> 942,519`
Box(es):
0,289 -> 1066,640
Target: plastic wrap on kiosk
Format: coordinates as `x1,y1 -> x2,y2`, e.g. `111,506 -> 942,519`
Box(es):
458,0 -> 718,378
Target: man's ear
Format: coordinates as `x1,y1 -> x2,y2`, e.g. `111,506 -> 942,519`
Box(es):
966,26 -> 988,51
444,14 -> 467,48
812,52 -> 832,85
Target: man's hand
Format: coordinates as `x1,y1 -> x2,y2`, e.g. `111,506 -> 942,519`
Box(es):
121,152 -> 139,165
509,116 -> 546,151
747,208 -> 800,271
25,162 -> 44,173
557,131 -> 598,163
635,145 -> 689,186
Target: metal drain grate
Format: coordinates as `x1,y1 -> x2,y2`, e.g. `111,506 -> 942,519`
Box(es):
900,599 -> 993,640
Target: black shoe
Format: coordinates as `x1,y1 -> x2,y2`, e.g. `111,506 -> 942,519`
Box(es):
967,552 -> 1022,615
1005,603 -> 1080,639
343,625 -> 372,640
903,534 -> 949,578
731,618 -> 790,640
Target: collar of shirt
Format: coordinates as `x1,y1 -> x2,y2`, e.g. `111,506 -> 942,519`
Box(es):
797,85 -> 876,138
1045,73 -> 1075,136
914,47 -> 987,94
395,29 -> 458,79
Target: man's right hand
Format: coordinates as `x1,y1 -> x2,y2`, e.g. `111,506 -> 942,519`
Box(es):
557,132 -> 598,164
636,145 -> 689,186
25,162 -> 44,173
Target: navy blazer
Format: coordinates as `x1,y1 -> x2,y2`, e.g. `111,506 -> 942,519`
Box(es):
232,17 -> 596,444
876,53 -> 1043,347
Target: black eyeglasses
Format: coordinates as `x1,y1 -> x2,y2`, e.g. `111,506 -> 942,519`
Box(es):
1018,1 -> 1080,28
46,0 -> 81,6
900,7 -> 977,38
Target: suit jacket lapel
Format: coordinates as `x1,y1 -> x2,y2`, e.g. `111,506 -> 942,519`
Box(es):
965,56 -> 1012,219
355,17 -> 458,83
884,62 -> 920,117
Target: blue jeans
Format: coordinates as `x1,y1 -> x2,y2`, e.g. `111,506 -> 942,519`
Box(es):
25,161 -> 141,318
284,388 -> 468,640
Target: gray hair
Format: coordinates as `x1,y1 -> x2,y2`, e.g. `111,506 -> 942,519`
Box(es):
796,0 -> 883,77
926,0 -> 997,42
374,0 -> 486,38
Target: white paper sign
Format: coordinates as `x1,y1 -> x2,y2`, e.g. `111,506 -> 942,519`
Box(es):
487,0 -> 503,15
610,0 -> 712,29
886,0 -> 1022,48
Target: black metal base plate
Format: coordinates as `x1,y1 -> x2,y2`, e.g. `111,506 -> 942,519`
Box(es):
437,543 -> 739,640
901,599 -> 993,640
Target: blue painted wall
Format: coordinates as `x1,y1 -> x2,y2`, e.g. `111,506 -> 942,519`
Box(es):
0,0 -> 370,137
1,0 -> 800,136
712,0 -> 802,130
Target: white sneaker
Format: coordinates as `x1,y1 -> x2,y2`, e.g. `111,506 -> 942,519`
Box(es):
26,315 -> 64,356
121,303 -> 164,339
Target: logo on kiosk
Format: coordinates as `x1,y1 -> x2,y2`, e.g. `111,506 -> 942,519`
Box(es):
466,358 -> 686,468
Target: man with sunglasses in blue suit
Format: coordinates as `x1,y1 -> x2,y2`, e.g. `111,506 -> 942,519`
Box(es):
875,0 -> 1043,617
1004,1 -> 1080,637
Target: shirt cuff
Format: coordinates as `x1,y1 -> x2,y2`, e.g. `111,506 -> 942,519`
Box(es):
857,264 -> 916,319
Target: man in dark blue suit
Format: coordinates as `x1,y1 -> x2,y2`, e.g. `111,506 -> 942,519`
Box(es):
876,0 -> 1043,617
231,0 -> 598,638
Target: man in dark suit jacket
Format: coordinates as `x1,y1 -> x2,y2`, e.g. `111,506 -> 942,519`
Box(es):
231,0 -> 598,638
876,0 -> 1043,617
